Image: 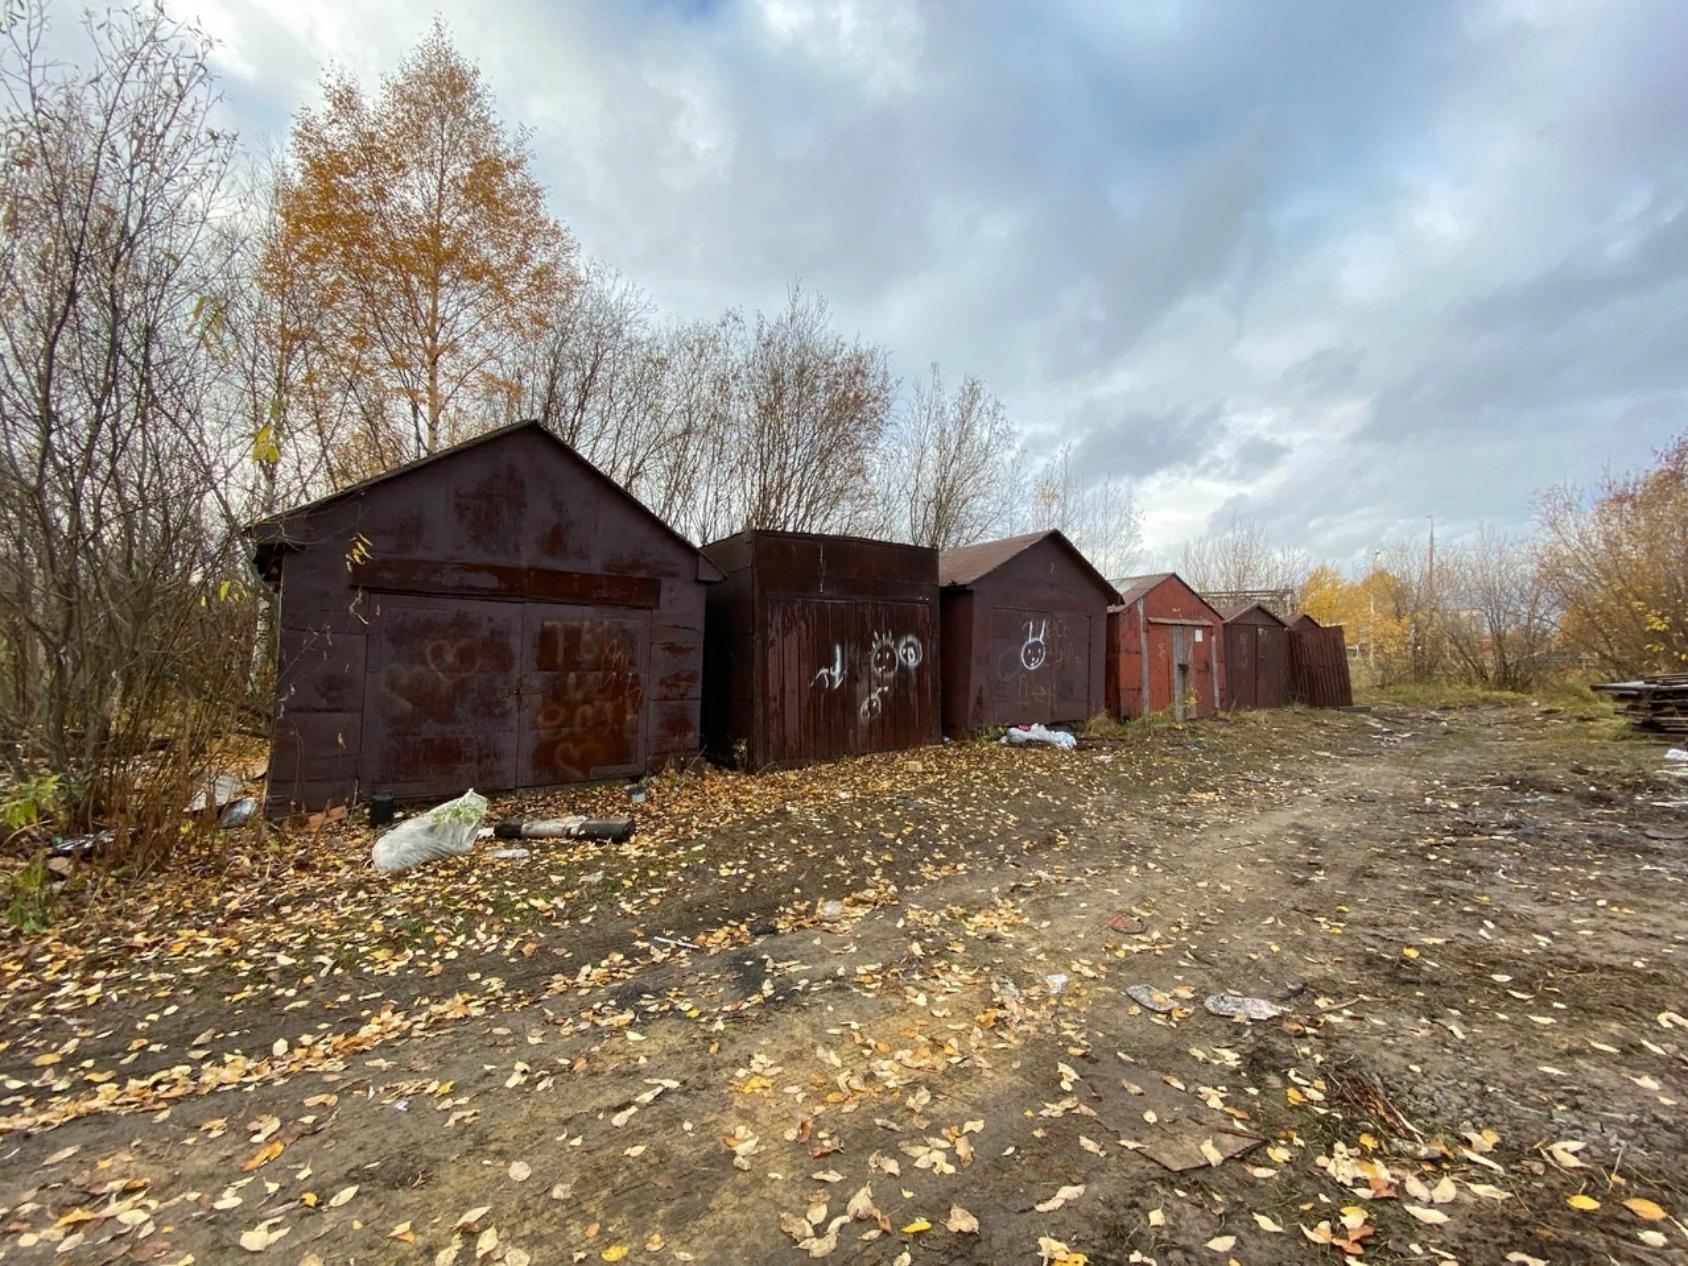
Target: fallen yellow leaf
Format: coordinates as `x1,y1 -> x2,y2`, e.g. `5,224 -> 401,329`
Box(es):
1622,1197 -> 1667,1221
241,1140 -> 284,1172
1566,1194 -> 1600,1211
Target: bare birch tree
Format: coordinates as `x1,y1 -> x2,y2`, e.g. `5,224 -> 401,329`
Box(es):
738,287 -> 894,534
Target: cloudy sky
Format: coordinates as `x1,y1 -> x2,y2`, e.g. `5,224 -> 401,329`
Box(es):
177,0 -> 1683,563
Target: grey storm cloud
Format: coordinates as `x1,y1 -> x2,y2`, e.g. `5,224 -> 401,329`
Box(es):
182,0 -> 1688,562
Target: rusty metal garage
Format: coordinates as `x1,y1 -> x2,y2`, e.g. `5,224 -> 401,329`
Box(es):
249,421 -> 720,812
1220,601 -> 1291,710
700,531 -> 940,768
1107,572 -> 1224,721
937,531 -> 1117,735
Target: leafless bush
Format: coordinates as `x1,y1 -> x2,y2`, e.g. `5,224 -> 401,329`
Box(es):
1435,526 -> 1559,690
1178,514 -> 1303,596
0,3 -> 258,861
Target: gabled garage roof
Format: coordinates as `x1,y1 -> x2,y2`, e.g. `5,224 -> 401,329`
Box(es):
938,530 -> 1119,601
247,419 -> 720,583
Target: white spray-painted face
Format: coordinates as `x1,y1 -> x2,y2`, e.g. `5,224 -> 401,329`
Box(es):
869,632 -> 900,680
859,685 -> 888,720
897,634 -> 923,670
1020,619 -> 1048,671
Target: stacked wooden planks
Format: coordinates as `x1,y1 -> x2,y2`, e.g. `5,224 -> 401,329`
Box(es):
1592,673 -> 1688,733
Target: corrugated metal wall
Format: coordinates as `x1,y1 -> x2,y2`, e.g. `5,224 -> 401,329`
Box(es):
1288,623 -> 1354,707
702,531 -> 940,768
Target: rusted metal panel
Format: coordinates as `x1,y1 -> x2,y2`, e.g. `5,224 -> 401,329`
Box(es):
254,422 -> 714,812
1288,623 -> 1354,708
701,530 -> 940,768
359,595 -> 522,798
522,608 -> 648,783
1220,602 -> 1290,710
939,531 -> 1116,734
1107,573 -> 1222,721
351,558 -> 660,608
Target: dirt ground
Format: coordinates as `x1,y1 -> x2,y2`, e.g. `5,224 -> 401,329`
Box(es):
2,701 -> 1685,1266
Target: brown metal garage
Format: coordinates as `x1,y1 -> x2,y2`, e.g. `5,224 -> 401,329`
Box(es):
249,421 -> 720,812
938,531 -> 1117,735
1220,601 -> 1291,709
700,531 -> 940,768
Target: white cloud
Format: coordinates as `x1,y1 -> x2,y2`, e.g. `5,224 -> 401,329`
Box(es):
181,0 -> 1686,561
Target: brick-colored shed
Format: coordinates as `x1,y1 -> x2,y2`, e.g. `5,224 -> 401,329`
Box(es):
1220,601 -> 1291,710
937,531 -> 1117,735
249,421 -> 720,812
700,531 -> 940,769
1107,572 -> 1224,721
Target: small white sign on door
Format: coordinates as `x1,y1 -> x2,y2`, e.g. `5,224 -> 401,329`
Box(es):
1194,629 -> 1204,642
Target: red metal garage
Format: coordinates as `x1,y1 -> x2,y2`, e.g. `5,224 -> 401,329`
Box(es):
1221,601 -> 1291,709
938,531 -> 1116,735
700,531 -> 940,768
249,421 -> 720,812
1107,572 -> 1223,721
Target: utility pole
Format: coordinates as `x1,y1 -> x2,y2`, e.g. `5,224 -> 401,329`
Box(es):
1427,514 -> 1435,598
1425,514 -> 1436,678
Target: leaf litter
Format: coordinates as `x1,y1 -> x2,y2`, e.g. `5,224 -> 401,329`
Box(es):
1,702 -> 1684,1262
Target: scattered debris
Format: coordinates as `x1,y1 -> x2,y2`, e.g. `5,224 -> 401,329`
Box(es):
1128,984 -> 1177,1013
218,796 -> 259,828
371,789 -> 489,872
1204,993 -> 1283,1021
1002,723 -> 1078,750
492,815 -> 635,842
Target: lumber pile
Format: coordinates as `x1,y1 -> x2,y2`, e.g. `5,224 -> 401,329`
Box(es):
1592,673 -> 1688,733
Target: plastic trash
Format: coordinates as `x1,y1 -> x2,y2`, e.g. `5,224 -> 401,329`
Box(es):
1127,983 -> 1176,1013
1204,993 -> 1283,1021
817,898 -> 845,921
1666,748 -> 1688,763
371,789 -> 489,872
489,847 -> 530,860
1045,973 -> 1070,994
1001,724 -> 1077,750
218,797 -> 259,828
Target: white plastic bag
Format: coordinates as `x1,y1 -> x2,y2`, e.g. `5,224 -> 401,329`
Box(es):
1001,723 -> 1077,750
371,789 -> 489,872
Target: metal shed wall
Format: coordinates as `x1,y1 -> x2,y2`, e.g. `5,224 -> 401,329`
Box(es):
701,531 -> 940,768
939,534 -> 1113,734
1288,622 -> 1354,707
1107,574 -> 1223,721
1221,603 -> 1291,710
254,423 -> 715,812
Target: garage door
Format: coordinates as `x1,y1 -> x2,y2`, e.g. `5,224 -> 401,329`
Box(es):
361,595 -> 522,799
987,607 -> 1091,725
520,606 -> 648,784
764,597 -> 936,764
360,596 -> 648,800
